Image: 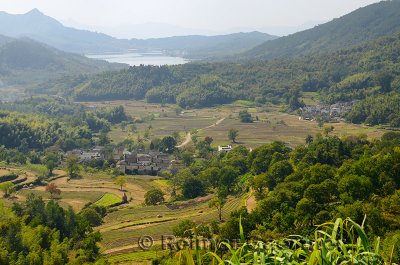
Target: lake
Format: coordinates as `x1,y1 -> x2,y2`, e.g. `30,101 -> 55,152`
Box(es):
86,51 -> 190,66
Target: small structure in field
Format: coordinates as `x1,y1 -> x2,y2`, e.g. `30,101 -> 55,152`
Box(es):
218,145 -> 232,152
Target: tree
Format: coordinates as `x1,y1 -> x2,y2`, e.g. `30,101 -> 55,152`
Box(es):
266,160 -> 293,190
323,125 -> 334,136
204,136 -> 213,145
0,181 -> 15,198
376,71 -> 394,93
182,151 -> 194,166
159,136 -> 177,153
182,177 -> 206,199
144,188 -> 165,205
46,160 -> 57,176
209,196 -> 226,221
45,154 -> 58,176
66,155 -> 80,178
115,176 -> 127,191
172,131 -> 181,142
305,135 -> 314,145
251,174 -> 268,194
45,183 -> 61,199
80,207 -> 103,226
199,167 -> 221,188
228,129 -> 239,143
219,166 -> 240,193
173,220 -> 195,238
98,133 -> 110,145
239,110 -> 253,123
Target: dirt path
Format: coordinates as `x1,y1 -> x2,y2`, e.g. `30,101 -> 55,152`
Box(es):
176,132 -> 191,148
202,117 -> 226,130
103,245 -> 136,255
177,117 -> 226,148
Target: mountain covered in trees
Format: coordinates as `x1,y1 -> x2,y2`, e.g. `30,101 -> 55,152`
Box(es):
244,0 -> 400,59
41,31 -> 400,126
0,36 -> 126,86
0,9 -> 277,58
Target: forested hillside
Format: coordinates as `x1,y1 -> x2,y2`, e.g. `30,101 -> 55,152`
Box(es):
244,0 -> 400,59
0,97 -> 130,159
0,196 -> 107,264
160,132 -> 400,263
139,31 -> 277,59
47,33 -> 400,126
0,37 -> 125,86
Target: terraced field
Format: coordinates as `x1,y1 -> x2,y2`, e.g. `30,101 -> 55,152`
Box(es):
100,194 -> 247,263
82,100 -> 385,148
94,193 -> 123,207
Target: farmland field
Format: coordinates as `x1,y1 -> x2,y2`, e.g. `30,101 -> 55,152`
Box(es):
80,100 -> 385,148
94,193 -> 123,207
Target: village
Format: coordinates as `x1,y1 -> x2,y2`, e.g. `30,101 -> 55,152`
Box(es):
64,143 -> 237,176
299,101 -> 355,122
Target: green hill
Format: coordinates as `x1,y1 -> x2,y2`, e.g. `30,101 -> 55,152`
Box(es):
0,9 -> 276,59
0,36 -> 126,86
244,0 -> 400,59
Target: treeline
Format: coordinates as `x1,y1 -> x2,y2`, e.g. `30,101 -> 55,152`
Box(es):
0,98 -> 131,162
169,132 -> 400,261
0,194 -> 107,264
35,33 -> 398,112
347,92 -> 400,127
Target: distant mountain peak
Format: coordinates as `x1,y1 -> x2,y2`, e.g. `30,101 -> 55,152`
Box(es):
26,8 -> 44,16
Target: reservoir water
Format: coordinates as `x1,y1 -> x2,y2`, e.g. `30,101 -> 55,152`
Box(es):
86,51 -> 189,66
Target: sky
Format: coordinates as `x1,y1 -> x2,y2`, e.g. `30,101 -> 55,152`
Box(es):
0,0 -> 382,38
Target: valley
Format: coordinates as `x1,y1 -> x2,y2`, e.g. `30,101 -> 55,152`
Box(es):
1,1 -> 400,264
84,100 -> 385,148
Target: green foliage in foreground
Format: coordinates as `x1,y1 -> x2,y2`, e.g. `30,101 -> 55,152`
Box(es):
0,194 -> 106,264
164,218 -> 391,265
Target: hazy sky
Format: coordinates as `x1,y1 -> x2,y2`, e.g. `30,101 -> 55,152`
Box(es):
0,0 -> 382,38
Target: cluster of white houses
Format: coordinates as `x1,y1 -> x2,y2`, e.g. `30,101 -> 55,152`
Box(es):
116,151 -> 172,175
65,143 -> 247,175
65,146 -> 105,161
300,101 -> 355,122
65,146 -> 174,175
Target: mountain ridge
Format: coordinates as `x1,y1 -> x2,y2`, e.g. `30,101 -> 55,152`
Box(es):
0,9 -> 277,58
0,35 -> 126,86
244,0 -> 400,59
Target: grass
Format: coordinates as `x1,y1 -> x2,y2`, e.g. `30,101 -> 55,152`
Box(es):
99,194 -> 247,257
107,250 -> 169,264
17,189 -> 104,211
94,193 -> 123,207
86,100 -> 386,148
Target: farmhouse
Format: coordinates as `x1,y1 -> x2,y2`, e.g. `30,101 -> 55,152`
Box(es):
65,146 -> 105,161
218,145 -> 233,152
117,151 -> 171,175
